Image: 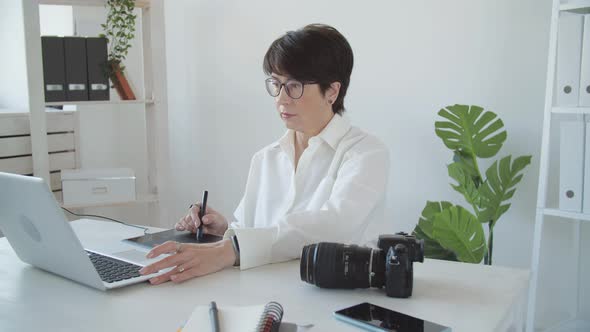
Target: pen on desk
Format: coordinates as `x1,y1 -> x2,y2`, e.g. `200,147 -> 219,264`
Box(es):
196,190 -> 208,241
209,301 -> 220,332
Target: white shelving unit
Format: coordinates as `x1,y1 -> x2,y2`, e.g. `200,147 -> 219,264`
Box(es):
560,0 -> 590,13
20,0 -> 171,224
527,0 -> 590,331
543,208 -> 590,222
45,99 -> 155,106
552,106 -> 590,114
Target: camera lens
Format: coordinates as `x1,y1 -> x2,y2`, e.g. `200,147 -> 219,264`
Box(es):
300,242 -> 385,289
413,239 -> 424,263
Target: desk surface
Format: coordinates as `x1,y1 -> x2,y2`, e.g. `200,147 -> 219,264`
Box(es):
0,219 -> 529,332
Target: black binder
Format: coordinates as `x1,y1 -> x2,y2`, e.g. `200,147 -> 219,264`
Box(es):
41,37 -> 66,102
85,37 -> 110,101
63,37 -> 89,101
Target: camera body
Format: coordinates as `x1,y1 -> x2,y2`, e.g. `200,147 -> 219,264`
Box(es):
300,232 -> 424,298
378,233 -> 424,298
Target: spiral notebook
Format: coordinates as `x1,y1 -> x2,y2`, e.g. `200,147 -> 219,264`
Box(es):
182,302 -> 284,332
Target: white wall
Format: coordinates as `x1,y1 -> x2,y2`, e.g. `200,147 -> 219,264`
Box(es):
39,5 -> 73,37
0,0 -> 28,110
158,0 -> 584,329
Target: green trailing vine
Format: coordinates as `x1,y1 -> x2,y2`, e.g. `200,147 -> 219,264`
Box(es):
99,0 -> 136,74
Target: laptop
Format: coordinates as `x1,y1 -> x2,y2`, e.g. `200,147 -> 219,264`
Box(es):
0,172 -> 171,291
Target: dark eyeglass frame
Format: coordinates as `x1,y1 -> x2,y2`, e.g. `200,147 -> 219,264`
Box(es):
264,77 -> 318,99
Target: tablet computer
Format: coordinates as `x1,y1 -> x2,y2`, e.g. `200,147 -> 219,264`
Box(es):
334,302 -> 451,332
123,229 -> 222,249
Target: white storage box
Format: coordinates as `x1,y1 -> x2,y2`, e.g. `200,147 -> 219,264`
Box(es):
61,168 -> 136,206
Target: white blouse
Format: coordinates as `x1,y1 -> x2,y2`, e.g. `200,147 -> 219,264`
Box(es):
223,114 -> 390,269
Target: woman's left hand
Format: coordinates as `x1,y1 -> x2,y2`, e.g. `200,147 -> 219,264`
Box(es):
138,239 -> 236,285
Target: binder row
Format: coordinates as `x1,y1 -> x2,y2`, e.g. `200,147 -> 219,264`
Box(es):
41,36 -> 110,102
555,13 -> 590,107
557,13 -> 590,213
559,116 -> 589,213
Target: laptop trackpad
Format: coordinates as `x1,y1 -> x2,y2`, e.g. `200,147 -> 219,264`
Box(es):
111,249 -> 165,266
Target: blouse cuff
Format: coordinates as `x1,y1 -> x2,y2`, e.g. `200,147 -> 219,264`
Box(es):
223,227 -> 276,270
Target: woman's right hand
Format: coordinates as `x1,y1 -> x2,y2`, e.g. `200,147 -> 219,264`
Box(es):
175,203 -> 228,237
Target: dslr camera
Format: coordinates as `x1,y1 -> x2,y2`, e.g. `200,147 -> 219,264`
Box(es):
300,232 -> 424,298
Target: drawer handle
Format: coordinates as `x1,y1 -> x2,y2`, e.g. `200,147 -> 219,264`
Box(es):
91,186 -> 108,194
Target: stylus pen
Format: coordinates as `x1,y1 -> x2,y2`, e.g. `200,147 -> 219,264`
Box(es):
196,190 -> 208,241
209,301 -> 220,332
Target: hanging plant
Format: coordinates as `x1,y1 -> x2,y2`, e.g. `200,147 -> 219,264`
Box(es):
99,0 -> 137,100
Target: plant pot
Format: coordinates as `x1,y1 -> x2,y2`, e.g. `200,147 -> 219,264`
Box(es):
109,62 -> 136,100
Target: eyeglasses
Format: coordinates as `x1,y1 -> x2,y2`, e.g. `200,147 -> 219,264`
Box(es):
264,77 -> 317,99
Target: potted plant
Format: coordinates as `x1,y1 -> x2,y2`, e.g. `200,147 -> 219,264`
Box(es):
412,104 -> 532,265
99,0 -> 137,100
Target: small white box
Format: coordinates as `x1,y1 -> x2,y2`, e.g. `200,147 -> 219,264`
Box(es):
61,168 -> 136,206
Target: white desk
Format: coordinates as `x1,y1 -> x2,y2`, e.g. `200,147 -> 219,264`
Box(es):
0,219 -> 529,332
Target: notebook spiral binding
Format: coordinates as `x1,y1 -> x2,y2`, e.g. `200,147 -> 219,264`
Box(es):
255,301 -> 284,332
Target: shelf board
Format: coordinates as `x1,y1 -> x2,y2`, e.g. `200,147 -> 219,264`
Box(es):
543,208 -> 590,221
38,0 -> 150,9
551,107 -> 590,115
544,318 -> 590,332
0,108 -> 76,117
560,0 -> 590,13
45,99 -> 155,106
61,194 -> 158,209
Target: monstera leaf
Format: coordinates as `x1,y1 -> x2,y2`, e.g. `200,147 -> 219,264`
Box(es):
413,104 -> 532,265
453,151 -> 482,185
448,162 -> 481,209
478,155 -> 532,226
435,104 -> 507,158
413,226 -> 458,261
431,205 -> 486,264
413,201 -> 458,261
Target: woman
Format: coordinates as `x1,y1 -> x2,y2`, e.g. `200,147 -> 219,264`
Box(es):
139,24 -> 390,285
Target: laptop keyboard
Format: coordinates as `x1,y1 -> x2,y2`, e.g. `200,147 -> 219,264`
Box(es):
86,251 -> 143,284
